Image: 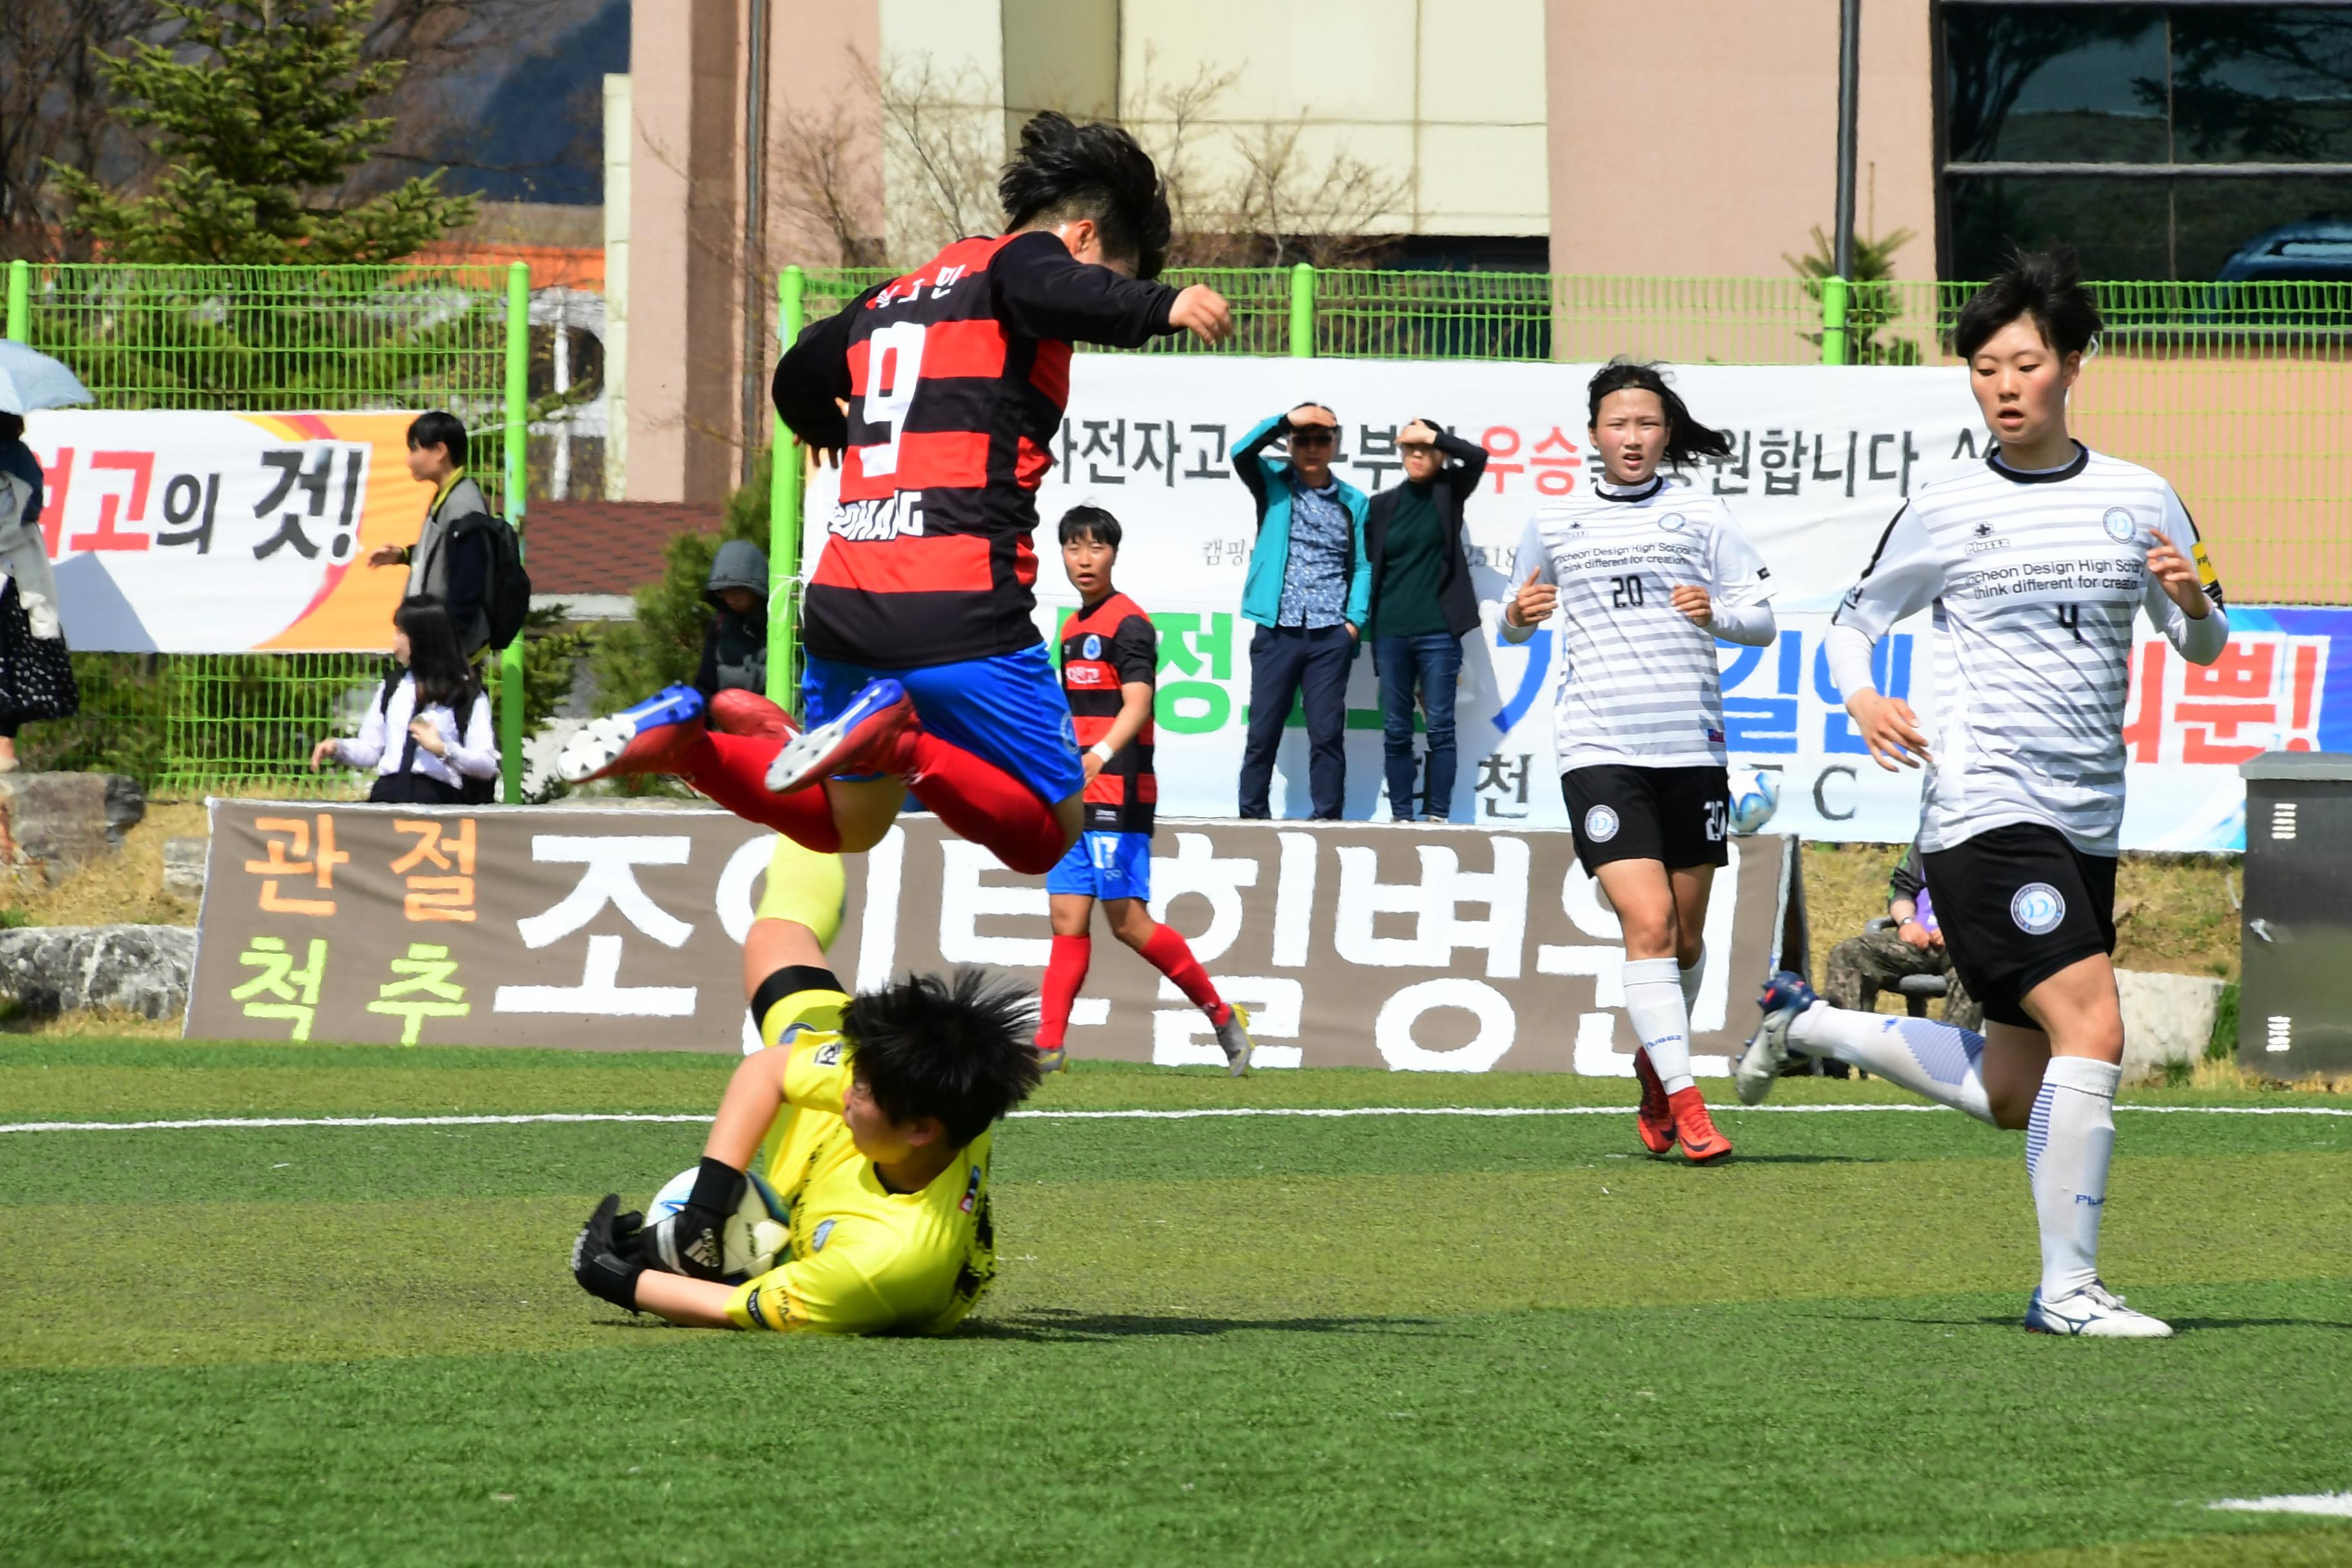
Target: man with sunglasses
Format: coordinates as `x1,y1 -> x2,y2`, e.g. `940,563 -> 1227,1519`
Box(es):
1233,402 -> 1371,819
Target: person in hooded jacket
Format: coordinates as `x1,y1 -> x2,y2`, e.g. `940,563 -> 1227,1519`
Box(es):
695,540 -> 770,701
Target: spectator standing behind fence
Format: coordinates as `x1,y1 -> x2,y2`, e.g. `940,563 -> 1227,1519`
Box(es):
1822,842 -> 1983,1032
0,412 -> 79,773
1363,417 -> 1489,821
368,412 -> 493,658
1233,402 -> 1371,820
694,540 -> 770,700
309,596 -> 497,803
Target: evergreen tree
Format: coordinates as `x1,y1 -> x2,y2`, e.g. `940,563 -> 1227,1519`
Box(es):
50,0 -> 473,264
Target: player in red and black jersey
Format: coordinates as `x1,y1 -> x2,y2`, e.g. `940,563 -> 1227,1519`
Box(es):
1035,507 -> 1251,1075
556,114 -> 1232,879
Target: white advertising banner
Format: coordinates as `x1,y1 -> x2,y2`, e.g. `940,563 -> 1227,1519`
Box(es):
17,410 -> 427,652
805,356 -> 2330,850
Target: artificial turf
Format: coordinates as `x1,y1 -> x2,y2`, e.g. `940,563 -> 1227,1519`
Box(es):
3,1039 -> 2347,1566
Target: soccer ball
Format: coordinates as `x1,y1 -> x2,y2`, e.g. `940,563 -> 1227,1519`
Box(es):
1727,766 -> 1781,836
645,1166 -> 792,1282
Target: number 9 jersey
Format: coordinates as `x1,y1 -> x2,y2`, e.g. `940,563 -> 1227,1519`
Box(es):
1501,475 -> 1776,774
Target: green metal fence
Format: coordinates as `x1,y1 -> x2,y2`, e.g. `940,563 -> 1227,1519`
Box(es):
5,258 -> 531,799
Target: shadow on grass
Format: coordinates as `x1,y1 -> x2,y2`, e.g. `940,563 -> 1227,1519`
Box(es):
963,1308 -> 1453,1343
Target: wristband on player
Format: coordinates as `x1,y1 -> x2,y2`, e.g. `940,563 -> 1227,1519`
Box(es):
660,1157 -> 747,1281
1088,741 -> 1115,764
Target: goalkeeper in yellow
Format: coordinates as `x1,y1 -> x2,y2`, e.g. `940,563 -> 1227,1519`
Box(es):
570,839 -> 1044,1335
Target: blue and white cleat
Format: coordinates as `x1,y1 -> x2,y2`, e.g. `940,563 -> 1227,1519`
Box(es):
557,685 -> 707,783
765,679 -> 916,794
1734,970 -> 1819,1106
2024,1281 -> 2173,1338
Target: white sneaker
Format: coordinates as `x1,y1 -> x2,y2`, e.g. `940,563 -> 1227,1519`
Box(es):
2024,1281 -> 2174,1338
1735,970 -> 1818,1106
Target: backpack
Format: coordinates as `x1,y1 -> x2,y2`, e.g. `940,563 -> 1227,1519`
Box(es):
377,671 -> 500,804
452,511 -> 531,651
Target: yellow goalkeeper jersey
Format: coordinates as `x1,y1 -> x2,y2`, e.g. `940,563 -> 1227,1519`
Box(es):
721,985 -> 996,1337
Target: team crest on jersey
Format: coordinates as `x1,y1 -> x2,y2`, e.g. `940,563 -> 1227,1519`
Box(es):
2101,507 -> 2137,544
811,1219 -> 837,1251
1658,513 -> 1687,533
1082,633 -> 1103,660
1584,805 -> 1620,843
2010,883 -> 2067,936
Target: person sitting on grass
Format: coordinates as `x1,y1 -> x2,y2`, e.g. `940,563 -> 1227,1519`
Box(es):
571,836 -> 1044,1335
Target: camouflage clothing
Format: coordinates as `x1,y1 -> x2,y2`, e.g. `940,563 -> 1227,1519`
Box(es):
1823,926 -> 1983,1033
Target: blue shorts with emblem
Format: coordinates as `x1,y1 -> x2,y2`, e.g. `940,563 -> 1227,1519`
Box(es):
1045,830 -> 1153,902
803,643 -> 1084,808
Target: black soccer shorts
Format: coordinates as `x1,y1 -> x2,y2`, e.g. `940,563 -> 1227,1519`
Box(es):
1921,822 -> 2118,1030
1560,763 -> 1730,876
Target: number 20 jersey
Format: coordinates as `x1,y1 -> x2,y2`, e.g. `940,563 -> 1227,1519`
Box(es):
1507,476 -> 1774,774
1831,446 -> 2229,856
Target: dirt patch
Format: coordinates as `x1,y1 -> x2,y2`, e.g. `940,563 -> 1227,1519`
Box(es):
1,800 -> 208,930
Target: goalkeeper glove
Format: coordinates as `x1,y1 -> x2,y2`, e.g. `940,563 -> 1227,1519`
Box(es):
644,1156 -> 745,1281
572,1194 -> 647,1310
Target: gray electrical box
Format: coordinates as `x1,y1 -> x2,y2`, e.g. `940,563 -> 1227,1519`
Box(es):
2239,752 -> 2352,1073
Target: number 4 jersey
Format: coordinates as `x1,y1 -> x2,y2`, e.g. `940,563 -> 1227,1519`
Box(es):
1503,476 -> 1777,773
1827,444 -> 2231,857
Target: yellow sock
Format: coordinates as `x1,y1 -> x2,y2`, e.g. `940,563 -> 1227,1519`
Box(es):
752,836 -> 847,948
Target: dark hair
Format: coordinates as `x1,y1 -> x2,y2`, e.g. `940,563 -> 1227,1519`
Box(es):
843,968 -> 1044,1148
1954,246 -> 2102,361
0,413 -> 22,446
406,411 -> 467,467
1585,360 -> 1734,468
1000,112 -> 1172,281
394,596 -> 480,711
1057,504 -> 1122,551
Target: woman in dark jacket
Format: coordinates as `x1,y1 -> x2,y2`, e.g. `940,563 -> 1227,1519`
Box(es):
694,539 -> 770,700
0,412 -> 78,772
1362,418 -> 1487,820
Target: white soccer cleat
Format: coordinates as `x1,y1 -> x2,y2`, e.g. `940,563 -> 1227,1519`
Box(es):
556,685 -> 707,784
1214,1004 -> 1254,1077
2024,1281 -> 2174,1338
1735,970 -> 1817,1106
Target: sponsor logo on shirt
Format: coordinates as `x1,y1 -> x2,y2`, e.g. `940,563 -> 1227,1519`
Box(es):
829,494 -> 928,540
813,1041 -> 842,1067
1584,804 -> 1620,843
811,1218 -> 837,1251
1066,663 -> 1107,686
2010,883 -> 2067,936
1965,522 -> 2011,556
961,1165 -> 983,1213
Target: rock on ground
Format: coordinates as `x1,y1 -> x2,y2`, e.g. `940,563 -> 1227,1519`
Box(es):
0,924 -> 195,1020
162,836 -> 208,901
0,772 -> 146,885
2117,968 -> 2228,1080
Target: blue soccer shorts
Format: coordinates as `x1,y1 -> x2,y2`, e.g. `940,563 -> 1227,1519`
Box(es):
1046,830 -> 1154,903
803,643 -> 1084,808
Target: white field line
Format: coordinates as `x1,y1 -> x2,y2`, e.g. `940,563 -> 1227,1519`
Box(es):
2208,1492 -> 2352,1517
0,1102 -> 2347,1135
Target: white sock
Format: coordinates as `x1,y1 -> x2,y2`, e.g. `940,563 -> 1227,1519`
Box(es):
1678,946 -> 1707,1013
2026,1056 -> 2121,1302
1787,1002 -> 1996,1125
1623,957 -> 1694,1095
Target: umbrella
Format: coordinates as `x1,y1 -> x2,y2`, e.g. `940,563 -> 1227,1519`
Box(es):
0,340 -> 93,414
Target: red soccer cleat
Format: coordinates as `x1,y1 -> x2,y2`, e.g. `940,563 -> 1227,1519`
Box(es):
1633,1047 -> 1678,1155
764,678 -> 916,794
556,685 -> 707,783
1667,1085 -> 1733,1164
707,688 -> 798,745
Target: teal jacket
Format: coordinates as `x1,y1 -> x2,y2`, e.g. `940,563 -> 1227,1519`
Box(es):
1233,413 -> 1373,630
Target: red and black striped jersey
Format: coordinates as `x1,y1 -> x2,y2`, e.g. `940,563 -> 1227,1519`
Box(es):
772,232 -> 1181,668
1060,592 -> 1157,834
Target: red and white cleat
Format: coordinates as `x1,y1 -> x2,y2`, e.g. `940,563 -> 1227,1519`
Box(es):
556,685 -> 707,783
764,678 -> 916,794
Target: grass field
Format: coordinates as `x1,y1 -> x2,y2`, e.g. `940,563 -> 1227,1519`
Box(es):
4,1039 -> 2349,1567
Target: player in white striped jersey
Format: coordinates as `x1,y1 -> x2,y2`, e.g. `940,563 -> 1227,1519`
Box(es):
1503,362 -> 1778,1162
1738,250 -> 2229,1337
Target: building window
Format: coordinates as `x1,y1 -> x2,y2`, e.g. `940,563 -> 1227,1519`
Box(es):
1939,3 -> 2352,279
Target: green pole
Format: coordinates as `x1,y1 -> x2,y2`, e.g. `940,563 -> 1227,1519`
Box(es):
1822,274 -> 1851,366
1288,262 -> 1315,358
499,261 -> 529,803
4,259 -> 28,341
768,266 -> 805,710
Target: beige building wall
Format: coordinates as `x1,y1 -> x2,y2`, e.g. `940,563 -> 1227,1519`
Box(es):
1545,0 -> 1937,279
1119,0 -> 1550,237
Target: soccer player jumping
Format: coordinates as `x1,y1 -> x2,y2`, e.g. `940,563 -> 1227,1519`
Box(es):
1502,362 -> 1778,1163
1737,249 -> 2230,1338
557,113 -> 1231,876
